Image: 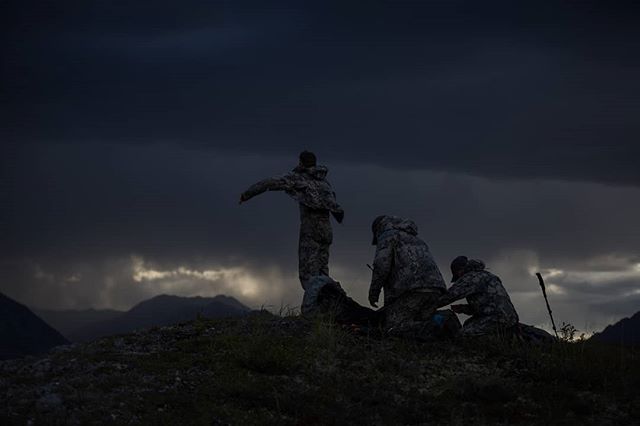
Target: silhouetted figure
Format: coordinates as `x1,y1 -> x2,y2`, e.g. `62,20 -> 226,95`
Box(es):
240,151 -> 344,289
437,256 -> 519,336
368,215 -> 447,331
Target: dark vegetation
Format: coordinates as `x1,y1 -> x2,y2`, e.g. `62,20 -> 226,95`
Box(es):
1,312 -> 639,425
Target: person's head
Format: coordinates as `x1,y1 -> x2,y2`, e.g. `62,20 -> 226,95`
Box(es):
450,255 -> 469,282
299,151 -> 317,168
371,215 -> 387,245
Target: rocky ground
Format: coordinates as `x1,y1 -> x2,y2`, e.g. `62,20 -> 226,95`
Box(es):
1,312 -> 639,425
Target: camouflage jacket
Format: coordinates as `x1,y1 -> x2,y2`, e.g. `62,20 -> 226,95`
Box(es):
438,259 -> 519,327
242,165 -> 343,217
369,216 -> 446,306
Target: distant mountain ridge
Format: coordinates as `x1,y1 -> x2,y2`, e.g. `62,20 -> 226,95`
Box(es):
38,294 -> 252,342
35,308 -> 124,341
591,311 -> 640,346
0,292 -> 69,360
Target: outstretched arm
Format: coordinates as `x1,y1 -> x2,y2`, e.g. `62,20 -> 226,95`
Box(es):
240,176 -> 291,204
437,273 -> 481,308
368,239 -> 394,307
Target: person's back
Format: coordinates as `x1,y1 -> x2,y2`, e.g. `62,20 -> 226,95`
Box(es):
385,228 -> 445,304
439,258 -> 519,336
463,262 -> 518,324
293,164 -> 337,247
369,215 -> 446,307
299,205 -> 331,241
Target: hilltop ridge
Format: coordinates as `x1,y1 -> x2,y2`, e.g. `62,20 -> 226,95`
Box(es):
1,313 -> 639,425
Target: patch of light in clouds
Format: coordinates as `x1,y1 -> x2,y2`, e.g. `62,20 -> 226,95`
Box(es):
535,268 -> 564,280
130,256 -> 296,303
486,251 -> 640,333
537,263 -> 640,288
65,274 -> 81,283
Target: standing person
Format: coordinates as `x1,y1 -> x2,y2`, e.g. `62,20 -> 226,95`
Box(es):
239,151 -> 344,289
368,215 -> 447,331
437,256 -> 519,336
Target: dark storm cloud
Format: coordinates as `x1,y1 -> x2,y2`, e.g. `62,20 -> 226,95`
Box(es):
1,143 -> 639,331
0,143 -> 298,262
2,1 -> 640,184
590,294 -> 640,318
3,143 -> 639,263
1,2 -> 639,332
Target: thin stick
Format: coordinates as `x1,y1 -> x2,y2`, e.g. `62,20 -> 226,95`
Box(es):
536,272 -> 559,339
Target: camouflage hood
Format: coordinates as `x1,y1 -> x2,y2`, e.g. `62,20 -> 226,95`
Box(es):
284,165 -> 342,214
369,215 -> 446,302
464,259 -> 486,273
372,215 -> 418,245
292,165 -> 329,180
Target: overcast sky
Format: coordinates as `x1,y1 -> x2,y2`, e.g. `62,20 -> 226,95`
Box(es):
2,1 -> 639,333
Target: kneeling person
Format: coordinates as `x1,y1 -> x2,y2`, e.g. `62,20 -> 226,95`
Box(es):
368,215 -> 447,331
438,256 -> 519,336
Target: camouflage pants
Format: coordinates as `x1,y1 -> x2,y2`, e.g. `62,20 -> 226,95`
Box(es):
298,237 -> 330,290
462,315 -> 517,337
382,290 -> 442,331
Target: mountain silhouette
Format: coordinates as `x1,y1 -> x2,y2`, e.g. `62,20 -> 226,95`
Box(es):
48,294 -> 252,342
591,311 -> 640,346
35,308 -> 124,341
0,293 -> 69,360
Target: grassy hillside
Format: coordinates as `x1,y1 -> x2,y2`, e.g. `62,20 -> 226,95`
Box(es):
1,312 -> 639,425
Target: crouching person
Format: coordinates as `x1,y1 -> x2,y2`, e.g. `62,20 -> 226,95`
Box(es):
437,256 -> 519,337
368,215 -> 456,337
